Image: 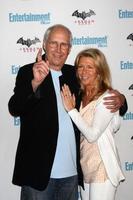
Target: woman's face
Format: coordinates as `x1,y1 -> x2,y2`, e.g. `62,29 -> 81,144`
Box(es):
77,56 -> 98,87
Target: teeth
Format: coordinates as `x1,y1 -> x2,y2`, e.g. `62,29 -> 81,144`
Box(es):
79,76 -> 89,80
82,77 -> 88,80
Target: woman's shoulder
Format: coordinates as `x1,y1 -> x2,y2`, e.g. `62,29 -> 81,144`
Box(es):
96,90 -> 110,105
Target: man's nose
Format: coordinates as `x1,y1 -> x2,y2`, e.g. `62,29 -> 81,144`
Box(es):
56,43 -> 62,52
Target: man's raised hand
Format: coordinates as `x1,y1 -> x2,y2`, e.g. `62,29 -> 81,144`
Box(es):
32,48 -> 49,91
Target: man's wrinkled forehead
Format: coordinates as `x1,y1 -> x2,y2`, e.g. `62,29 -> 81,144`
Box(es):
48,27 -> 70,41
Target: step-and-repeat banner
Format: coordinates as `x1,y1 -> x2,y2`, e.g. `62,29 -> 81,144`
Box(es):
0,0 -> 133,199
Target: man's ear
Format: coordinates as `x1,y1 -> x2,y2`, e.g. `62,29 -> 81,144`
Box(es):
42,43 -> 46,51
68,46 -> 72,55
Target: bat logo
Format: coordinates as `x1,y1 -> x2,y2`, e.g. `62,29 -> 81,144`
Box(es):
72,9 -> 96,20
129,84 -> 133,90
127,33 -> 133,41
17,37 -> 41,47
131,136 -> 133,144
129,84 -> 133,96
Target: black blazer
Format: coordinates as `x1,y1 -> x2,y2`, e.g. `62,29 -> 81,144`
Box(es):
8,59 -> 83,191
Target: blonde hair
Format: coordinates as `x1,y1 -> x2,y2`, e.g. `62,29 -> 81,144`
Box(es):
75,48 -> 112,97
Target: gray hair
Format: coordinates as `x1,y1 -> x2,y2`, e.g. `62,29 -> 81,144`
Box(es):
43,24 -> 73,46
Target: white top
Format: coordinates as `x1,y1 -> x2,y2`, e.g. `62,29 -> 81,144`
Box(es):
68,91 -> 125,187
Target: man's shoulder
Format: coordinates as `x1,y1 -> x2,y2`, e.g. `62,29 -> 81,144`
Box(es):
22,61 -> 35,69
62,63 -> 75,73
64,63 -> 74,68
19,62 -> 35,73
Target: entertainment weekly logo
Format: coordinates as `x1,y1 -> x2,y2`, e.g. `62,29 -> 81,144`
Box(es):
9,12 -> 51,25
72,35 -> 108,47
72,9 -> 96,25
11,65 -> 20,75
14,117 -> 20,126
120,61 -> 133,70
125,161 -> 133,171
123,112 -> 133,121
118,9 -> 133,19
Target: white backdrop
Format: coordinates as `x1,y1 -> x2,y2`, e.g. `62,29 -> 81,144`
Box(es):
0,0 -> 133,199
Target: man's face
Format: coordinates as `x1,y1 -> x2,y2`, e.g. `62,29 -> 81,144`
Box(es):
43,27 -> 71,71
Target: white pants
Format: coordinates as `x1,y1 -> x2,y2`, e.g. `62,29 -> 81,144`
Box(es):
80,180 -> 117,200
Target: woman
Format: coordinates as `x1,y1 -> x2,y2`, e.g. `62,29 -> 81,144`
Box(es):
61,48 -> 125,200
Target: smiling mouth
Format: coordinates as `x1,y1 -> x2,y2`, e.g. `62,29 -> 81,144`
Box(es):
81,77 -> 89,80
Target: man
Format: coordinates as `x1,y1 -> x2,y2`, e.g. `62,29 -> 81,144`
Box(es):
8,24 -> 127,200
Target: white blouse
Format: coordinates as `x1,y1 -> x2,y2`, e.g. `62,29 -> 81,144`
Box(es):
68,91 -> 125,187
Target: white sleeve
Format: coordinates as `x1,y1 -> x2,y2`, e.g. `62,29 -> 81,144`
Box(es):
68,95 -> 120,143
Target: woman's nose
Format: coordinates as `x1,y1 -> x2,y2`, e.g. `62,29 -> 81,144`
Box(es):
82,66 -> 88,73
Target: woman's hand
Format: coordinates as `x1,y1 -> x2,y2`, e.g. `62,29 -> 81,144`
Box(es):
61,84 -> 76,112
